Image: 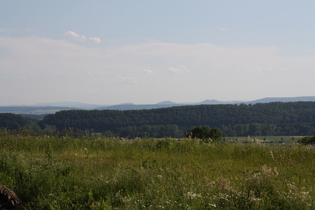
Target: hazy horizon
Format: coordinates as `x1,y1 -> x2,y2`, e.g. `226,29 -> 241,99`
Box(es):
1,95 -> 315,107
1,1 -> 315,106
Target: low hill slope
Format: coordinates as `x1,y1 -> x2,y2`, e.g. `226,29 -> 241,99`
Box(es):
0,113 -> 36,130
38,102 -> 315,137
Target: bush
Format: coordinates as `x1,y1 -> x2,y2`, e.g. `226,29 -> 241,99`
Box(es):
298,135 -> 315,145
187,126 -> 222,142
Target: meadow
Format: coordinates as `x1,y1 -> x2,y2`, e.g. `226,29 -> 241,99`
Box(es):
1,134 -> 315,209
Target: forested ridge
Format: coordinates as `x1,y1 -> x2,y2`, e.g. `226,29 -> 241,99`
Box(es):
0,113 -> 36,130
36,102 -> 315,137
1,102 -> 315,137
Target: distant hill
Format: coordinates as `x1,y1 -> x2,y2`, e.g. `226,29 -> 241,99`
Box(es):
249,96 -> 315,104
1,96 -> 315,114
0,106 -> 79,115
98,103 -> 185,111
33,102 -> 101,110
200,99 -> 231,105
0,113 -> 35,130
157,101 -> 178,105
38,101 -> 315,137
100,96 -> 315,110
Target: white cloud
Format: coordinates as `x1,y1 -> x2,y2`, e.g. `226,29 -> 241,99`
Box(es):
65,30 -> 101,43
89,37 -> 101,43
142,68 -> 154,74
167,65 -> 189,74
65,31 -> 85,41
168,67 -> 180,74
117,76 -> 138,84
1,36 -> 315,105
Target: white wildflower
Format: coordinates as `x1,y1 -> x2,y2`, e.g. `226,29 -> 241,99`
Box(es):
270,150 -> 275,160
209,203 -> 217,207
186,191 -> 202,199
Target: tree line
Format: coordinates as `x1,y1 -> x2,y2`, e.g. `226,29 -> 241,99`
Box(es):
1,102 -> 315,137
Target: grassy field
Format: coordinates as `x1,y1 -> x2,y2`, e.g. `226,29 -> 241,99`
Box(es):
1,134 -> 315,209
225,136 -> 302,144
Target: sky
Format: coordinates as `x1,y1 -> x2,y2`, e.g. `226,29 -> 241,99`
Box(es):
1,0 -> 315,105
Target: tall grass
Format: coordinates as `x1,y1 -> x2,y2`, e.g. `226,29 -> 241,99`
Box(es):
1,135 -> 315,209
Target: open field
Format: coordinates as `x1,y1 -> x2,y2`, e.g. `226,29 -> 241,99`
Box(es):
1,135 -> 315,209
226,136 -> 302,144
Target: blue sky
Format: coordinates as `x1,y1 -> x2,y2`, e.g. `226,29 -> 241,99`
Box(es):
1,0 -> 315,105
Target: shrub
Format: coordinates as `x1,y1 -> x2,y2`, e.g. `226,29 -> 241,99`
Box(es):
298,135 -> 315,145
187,126 -> 222,142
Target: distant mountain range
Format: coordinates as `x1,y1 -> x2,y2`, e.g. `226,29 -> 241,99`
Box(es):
1,96 -> 315,115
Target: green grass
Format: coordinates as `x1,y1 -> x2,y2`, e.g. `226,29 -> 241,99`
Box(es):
226,136 -> 302,144
1,135 -> 315,209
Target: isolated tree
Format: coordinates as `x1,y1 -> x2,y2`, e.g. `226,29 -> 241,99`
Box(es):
188,126 -> 211,139
188,126 -> 222,142
209,127 -> 222,141
298,135 -> 315,145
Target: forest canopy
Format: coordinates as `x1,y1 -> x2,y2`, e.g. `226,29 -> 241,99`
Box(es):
38,102 -> 315,137
1,102 -> 315,137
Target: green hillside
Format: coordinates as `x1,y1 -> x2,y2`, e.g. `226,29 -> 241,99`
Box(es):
37,102 -> 315,137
